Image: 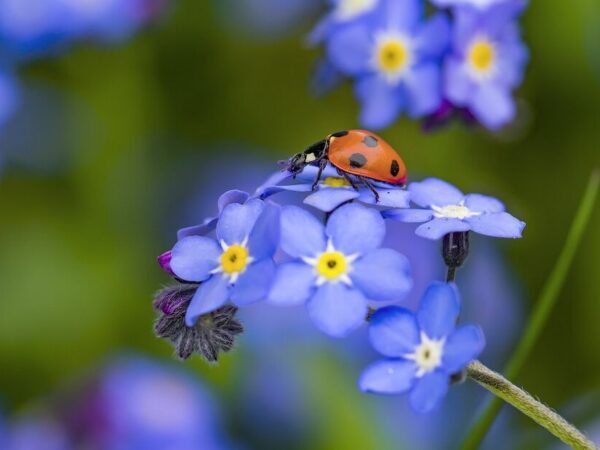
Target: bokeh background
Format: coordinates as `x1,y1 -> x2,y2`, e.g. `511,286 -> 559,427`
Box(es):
0,0 -> 599,449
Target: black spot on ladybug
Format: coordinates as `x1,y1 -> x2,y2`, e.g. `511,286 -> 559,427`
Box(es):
390,160 -> 400,177
362,135 -> 378,147
331,130 -> 348,138
349,153 -> 367,168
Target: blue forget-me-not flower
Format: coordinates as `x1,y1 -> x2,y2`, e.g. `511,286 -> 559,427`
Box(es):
360,282 -> 485,413
268,203 -> 412,337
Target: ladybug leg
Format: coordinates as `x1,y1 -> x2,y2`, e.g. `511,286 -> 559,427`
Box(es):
311,158 -> 328,191
339,171 -> 359,190
359,176 -> 380,203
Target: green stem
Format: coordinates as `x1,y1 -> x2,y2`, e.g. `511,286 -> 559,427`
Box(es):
467,361 -> 597,449
462,170 -> 600,450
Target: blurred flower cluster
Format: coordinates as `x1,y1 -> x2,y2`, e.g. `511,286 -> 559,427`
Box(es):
155,142 -> 525,413
0,356 -> 235,450
310,0 -> 529,131
0,0 -> 168,133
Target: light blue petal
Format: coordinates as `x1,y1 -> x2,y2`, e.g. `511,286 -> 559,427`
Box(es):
230,259 -> 276,306
408,178 -> 465,207
470,84 -> 515,130
464,194 -> 505,213
359,359 -> 416,394
280,205 -> 327,258
259,183 -> 314,199
296,163 -> 339,182
170,236 -> 220,282
405,63 -> 443,118
383,208 -> 434,223
466,212 -> 525,238
355,75 -> 404,129
268,262 -> 316,306
369,306 -> 420,357
217,190 -> 249,212
326,24 -> 372,75
255,170 -> 294,198
248,203 -> 280,259
351,249 -> 412,301
442,324 -> 486,374
304,187 -> 359,212
416,13 -> 450,58
217,199 -> 265,245
409,371 -> 449,413
417,282 -> 460,339
326,203 -> 385,255
415,218 -> 471,240
444,57 -> 473,105
383,0 -> 422,32
177,217 -> 218,240
359,187 -> 410,208
307,283 -> 368,337
185,276 -> 230,326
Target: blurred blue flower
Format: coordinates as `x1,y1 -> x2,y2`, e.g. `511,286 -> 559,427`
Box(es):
269,203 -> 412,337
443,1 -> 528,129
0,69 -> 19,129
5,414 -> 71,450
360,282 -> 485,413
324,0 -> 450,128
308,0 -> 381,45
260,164 -> 410,212
384,177 -> 525,239
431,0 -> 511,10
169,199 -> 279,325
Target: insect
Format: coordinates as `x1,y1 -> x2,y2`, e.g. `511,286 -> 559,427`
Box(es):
283,130 -> 407,202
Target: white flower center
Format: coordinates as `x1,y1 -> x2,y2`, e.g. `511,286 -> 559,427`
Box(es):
303,240 -> 358,286
334,0 -> 378,21
371,31 -> 414,84
406,332 -> 445,377
431,202 -> 481,220
465,36 -> 498,81
212,238 -> 254,284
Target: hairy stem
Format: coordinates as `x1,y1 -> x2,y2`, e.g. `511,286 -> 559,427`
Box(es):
463,170 -> 600,449
467,361 -> 597,449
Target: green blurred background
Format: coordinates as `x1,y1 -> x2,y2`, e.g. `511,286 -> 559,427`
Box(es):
0,0 -> 599,448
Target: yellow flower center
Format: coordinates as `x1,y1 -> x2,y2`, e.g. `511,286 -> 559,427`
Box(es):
468,40 -> 495,72
220,245 -> 249,274
323,177 -> 351,188
316,251 -> 348,280
378,40 -> 409,72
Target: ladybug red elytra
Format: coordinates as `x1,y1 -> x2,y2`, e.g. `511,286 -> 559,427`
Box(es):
284,130 -> 407,202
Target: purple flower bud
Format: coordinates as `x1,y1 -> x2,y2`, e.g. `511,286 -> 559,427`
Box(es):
157,250 -> 175,277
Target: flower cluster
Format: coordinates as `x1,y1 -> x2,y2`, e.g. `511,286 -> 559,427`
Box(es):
155,158 -> 525,412
310,0 -> 529,131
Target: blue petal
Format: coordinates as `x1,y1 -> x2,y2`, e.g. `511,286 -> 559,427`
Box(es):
230,259 -> 276,306
326,24 -> 372,75
369,306 -> 420,357
417,282 -> 460,339
355,75 -> 404,129
177,217 -> 218,240
359,187 -> 411,208
280,206 -> 327,258
359,359 -> 416,394
304,187 -> 360,212
217,199 -> 265,245
268,262 -> 316,306
415,13 -> 450,58
307,283 -> 368,337
185,276 -> 230,326
326,203 -> 385,255
248,203 -> 280,259
405,63 -> 443,118
466,212 -> 525,238
442,324 -> 486,374
255,170 -> 294,197
218,189 -> 250,212
408,178 -> 465,207
383,208 -> 434,223
170,236 -> 220,282
464,194 -> 505,213
409,371 -> 449,413
444,57 -> 473,105
296,163 -> 339,182
415,218 -> 471,239
383,0 -> 422,32
470,84 -> 515,130
351,249 -> 412,301
259,183 -> 314,199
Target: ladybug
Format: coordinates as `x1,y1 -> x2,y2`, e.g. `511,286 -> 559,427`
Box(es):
284,130 -> 407,202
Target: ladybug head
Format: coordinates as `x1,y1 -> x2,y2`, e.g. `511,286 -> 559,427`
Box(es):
284,152 -> 308,174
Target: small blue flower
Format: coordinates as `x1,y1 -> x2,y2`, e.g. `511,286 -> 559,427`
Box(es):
268,203 -> 412,337
443,1 -> 529,129
308,0 -> 381,45
324,0 -> 450,128
169,199 -> 280,325
384,177 -> 525,239
259,164 -> 410,212
359,282 -> 485,413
